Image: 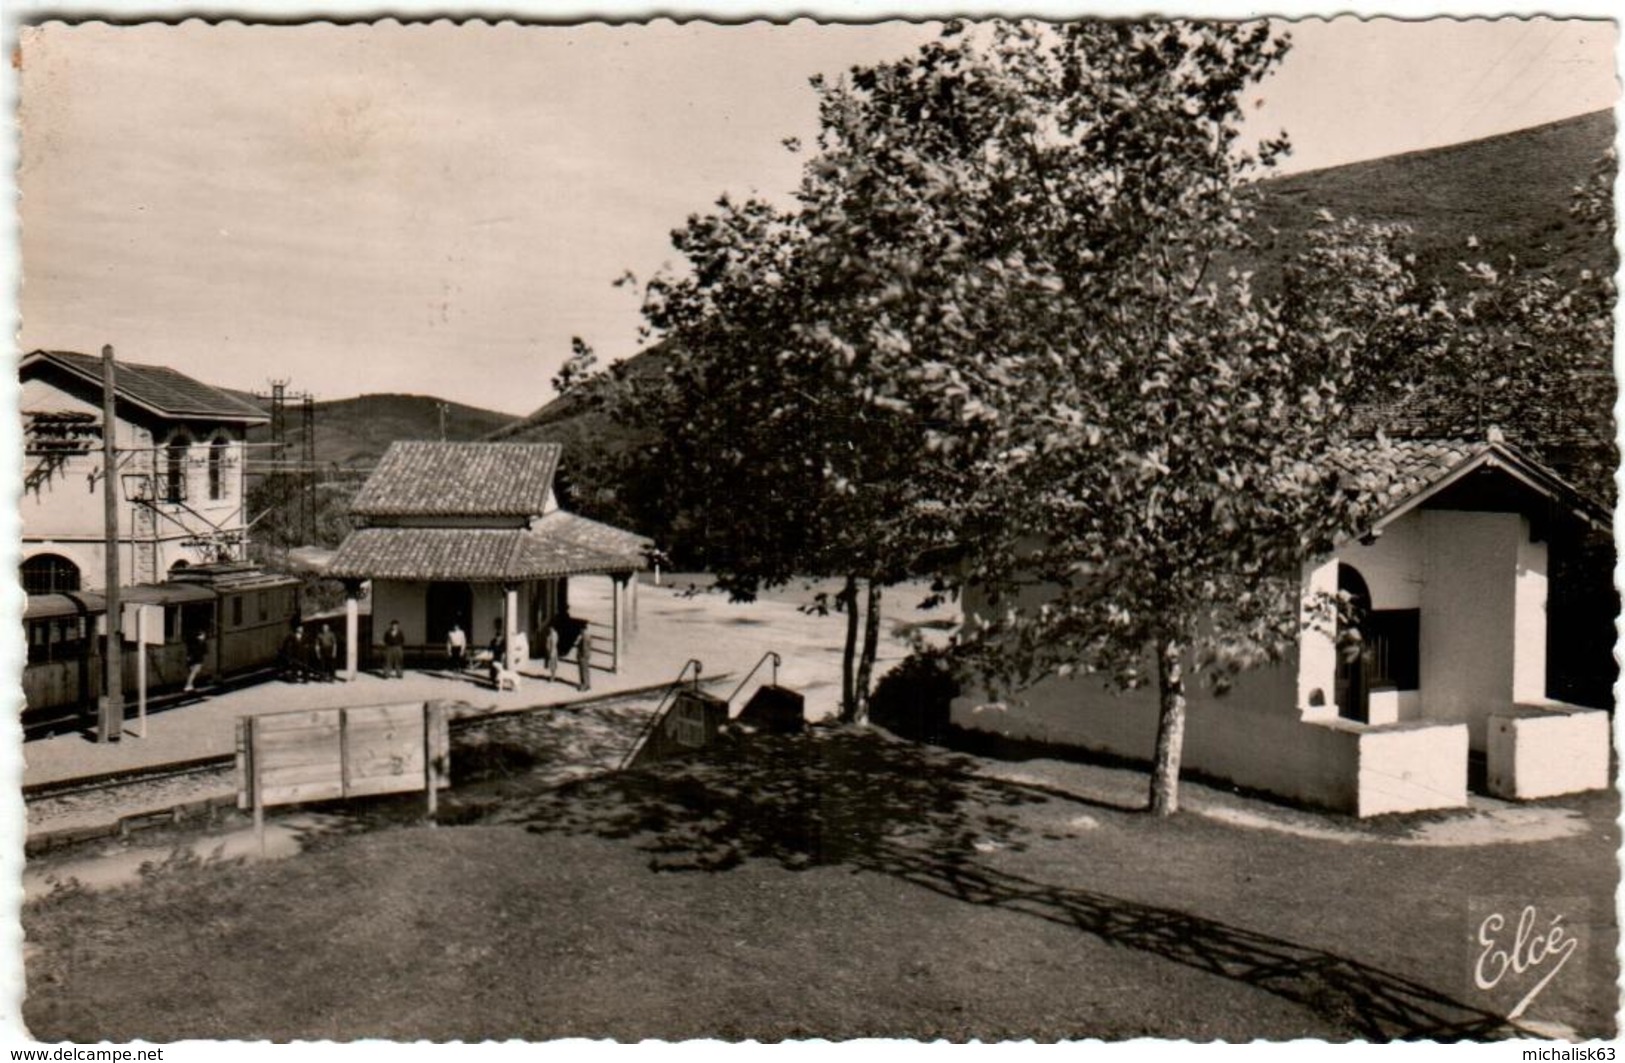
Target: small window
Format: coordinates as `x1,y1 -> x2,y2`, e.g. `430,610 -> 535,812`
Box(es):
1364,609 -> 1421,692
27,621 -> 48,665
165,434 -> 190,504
258,593 -> 268,622
232,596 -> 243,627
208,437 -> 229,501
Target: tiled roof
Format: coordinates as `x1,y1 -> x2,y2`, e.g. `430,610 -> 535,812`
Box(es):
328,514 -> 649,583
328,528 -> 528,582
1326,435 -> 1606,529
351,441 -> 561,518
533,510 -> 654,563
25,350 -> 268,422
1327,437 -> 1483,514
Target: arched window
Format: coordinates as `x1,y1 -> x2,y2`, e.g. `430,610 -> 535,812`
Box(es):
208,436 -> 229,501
165,432 -> 190,503
21,553 -> 81,595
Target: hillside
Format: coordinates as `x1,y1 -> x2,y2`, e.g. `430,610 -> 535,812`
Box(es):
244,393 -> 516,468
499,109 -> 1616,448
1249,108 -> 1615,287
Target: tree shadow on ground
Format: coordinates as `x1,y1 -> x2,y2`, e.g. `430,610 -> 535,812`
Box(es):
491,728 -> 1519,1041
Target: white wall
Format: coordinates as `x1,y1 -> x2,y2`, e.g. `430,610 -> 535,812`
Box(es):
1485,705 -> 1610,799
1419,511 -> 1520,750
1338,511 -> 1426,610
1512,530 -> 1549,705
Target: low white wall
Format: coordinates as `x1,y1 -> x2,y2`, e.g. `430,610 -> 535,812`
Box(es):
950,661 -> 1469,816
1355,721 -> 1468,816
1485,704 -> 1611,800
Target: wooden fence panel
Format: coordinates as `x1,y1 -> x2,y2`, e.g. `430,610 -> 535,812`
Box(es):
237,701 -> 450,821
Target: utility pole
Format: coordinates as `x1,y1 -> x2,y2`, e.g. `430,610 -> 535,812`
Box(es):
437,401 -> 449,442
99,345 -> 123,742
300,393 -> 316,543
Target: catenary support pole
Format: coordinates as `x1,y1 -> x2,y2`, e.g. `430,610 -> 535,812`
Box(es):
99,345 -> 123,743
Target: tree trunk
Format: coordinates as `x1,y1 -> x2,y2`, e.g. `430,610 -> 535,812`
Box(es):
852,579 -> 883,725
1148,633 -> 1187,817
838,574 -> 860,722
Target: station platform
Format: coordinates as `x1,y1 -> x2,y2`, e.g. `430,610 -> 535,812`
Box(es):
20,576 -> 949,789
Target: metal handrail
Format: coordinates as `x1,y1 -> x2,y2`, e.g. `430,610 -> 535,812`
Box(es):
726,651 -> 781,706
618,658 -> 703,771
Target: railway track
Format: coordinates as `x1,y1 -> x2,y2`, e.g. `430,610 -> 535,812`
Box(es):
24,755 -> 236,805
24,677 -> 734,825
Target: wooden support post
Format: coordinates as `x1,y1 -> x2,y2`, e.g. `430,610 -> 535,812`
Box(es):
424,702 -> 438,822
611,574 -> 623,674
344,582 -> 360,680
503,584 -> 519,671
250,715 -> 265,856
339,708 -> 351,798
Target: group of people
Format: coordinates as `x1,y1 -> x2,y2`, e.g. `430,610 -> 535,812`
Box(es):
366,614 -> 597,691
279,621 -> 341,683
440,614 -> 593,692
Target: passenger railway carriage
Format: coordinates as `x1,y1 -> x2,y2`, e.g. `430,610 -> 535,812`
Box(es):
22,562 -> 301,735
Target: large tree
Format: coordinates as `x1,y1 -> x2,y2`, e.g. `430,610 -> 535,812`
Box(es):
782,20 -> 1409,814
588,21 -> 1579,812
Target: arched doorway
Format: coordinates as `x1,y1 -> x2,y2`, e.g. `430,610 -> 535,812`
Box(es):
21,553 -> 81,595
1335,564 -> 1372,722
424,582 -> 473,648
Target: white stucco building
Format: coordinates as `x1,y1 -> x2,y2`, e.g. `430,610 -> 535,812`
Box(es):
951,435 -> 1613,816
20,349 -> 269,593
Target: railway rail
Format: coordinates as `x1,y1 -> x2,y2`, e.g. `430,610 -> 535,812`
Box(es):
24,675 -> 735,851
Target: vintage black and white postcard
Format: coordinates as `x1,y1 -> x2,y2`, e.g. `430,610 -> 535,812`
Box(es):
3,0 -> 1621,1051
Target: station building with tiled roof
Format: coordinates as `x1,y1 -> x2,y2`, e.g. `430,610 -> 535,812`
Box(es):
327,441 -> 651,678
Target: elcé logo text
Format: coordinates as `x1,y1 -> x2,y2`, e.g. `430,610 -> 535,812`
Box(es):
1475,904 -> 1579,1021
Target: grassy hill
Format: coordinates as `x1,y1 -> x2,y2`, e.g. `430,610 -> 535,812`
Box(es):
499,109 -> 1616,453
243,393 -> 516,469
1250,108 -> 1615,287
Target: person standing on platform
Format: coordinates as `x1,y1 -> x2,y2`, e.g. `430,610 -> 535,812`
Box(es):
488,620 -> 506,688
383,619 -> 406,679
544,621 -> 560,683
183,628 -> 208,693
576,620 -> 592,692
446,621 -> 467,673
316,623 -> 338,682
281,624 -> 308,683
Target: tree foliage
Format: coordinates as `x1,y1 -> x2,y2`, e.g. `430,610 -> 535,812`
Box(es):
575,21 -> 1614,812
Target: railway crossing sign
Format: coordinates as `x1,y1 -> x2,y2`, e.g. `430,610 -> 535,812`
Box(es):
236,700 -> 450,850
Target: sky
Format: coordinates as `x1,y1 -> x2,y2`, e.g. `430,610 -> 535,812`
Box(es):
14,16 -> 1621,418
